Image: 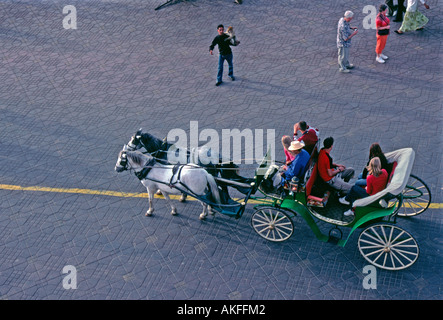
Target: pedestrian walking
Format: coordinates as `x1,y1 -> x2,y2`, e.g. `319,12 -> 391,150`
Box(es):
337,11 -> 358,73
209,24 -> 239,86
376,4 -> 391,63
385,0 -> 395,16
394,0 -> 407,22
395,0 -> 430,34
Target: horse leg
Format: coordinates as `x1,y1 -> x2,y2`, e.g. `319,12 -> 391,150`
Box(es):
146,187 -> 155,216
179,193 -> 187,202
161,191 -> 177,215
199,202 -> 208,220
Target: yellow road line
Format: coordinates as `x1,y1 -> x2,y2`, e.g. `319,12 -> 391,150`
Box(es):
0,183 -> 441,208
0,183 -> 153,199
0,183 -> 264,204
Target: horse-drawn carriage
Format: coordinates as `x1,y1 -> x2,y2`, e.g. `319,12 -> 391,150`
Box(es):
115,129 -> 431,271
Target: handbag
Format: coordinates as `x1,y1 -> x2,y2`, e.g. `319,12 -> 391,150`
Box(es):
377,13 -> 390,35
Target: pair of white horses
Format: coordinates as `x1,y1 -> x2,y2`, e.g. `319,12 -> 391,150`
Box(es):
115,146 -> 221,220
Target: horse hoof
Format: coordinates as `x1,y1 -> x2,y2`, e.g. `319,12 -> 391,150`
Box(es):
146,210 -> 154,216
179,195 -> 186,202
171,209 -> 177,215
199,214 -> 206,220
155,190 -> 162,195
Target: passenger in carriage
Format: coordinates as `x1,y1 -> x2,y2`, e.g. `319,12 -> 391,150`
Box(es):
355,143 -> 390,187
293,121 -> 319,155
281,135 -> 295,165
317,137 -> 354,193
339,157 -> 389,216
280,140 -> 310,184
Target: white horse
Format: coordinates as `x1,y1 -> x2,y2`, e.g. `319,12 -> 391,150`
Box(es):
115,148 -> 221,220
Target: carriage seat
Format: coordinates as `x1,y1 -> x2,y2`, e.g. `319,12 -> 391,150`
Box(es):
377,161 -> 399,207
304,161 -> 332,208
387,161 -> 398,185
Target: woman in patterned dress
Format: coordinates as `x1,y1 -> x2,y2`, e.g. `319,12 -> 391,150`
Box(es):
395,0 -> 430,34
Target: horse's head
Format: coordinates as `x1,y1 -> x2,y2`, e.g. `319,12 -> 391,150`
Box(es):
126,128 -> 143,151
115,146 -> 153,173
115,145 -> 130,172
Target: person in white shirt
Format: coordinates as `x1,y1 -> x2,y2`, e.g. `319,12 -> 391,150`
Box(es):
395,0 -> 430,34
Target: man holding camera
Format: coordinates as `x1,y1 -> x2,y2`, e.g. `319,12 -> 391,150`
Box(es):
337,11 -> 359,73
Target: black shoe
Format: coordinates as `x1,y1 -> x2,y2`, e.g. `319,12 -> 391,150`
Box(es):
215,81 -> 222,86
229,76 -> 235,81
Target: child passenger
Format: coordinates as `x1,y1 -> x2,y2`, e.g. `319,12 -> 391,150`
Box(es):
281,135 -> 295,165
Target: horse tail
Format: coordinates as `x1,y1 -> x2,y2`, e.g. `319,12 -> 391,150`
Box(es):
206,174 -> 221,204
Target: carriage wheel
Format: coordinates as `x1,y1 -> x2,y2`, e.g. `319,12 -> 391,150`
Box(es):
398,174 -> 431,217
358,223 -> 419,271
251,207 -> 294,242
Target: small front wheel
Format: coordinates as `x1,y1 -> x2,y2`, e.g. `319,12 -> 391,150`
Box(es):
251,207 -> 294,242
358,223 -> 419,271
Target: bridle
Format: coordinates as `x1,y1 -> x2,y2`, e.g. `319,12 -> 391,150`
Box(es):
115,151 -> 129,172
115,150 -> 156,181
126,134 -> 142,151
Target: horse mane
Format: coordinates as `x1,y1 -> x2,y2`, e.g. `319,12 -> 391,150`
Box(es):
140,132 -> 170,151
124,150 -> 152,167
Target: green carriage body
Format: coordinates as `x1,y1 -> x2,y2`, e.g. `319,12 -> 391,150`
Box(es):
249,147 -> 424,270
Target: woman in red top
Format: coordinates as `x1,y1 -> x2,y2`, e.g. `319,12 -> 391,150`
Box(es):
375,4 -> 391,63
339,157 -> 388,216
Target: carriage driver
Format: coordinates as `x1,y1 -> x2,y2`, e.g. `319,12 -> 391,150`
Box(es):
281,140 -> 310,184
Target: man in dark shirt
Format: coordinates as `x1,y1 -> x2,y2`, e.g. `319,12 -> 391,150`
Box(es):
209,24 -> 239,86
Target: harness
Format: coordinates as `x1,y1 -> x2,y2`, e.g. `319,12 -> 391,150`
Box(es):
134,158 -> 156,181
168,163 -> 183,187
135,159 -> 188,192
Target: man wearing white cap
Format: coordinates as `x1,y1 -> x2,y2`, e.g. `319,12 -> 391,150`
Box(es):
337,10 -> 358,73
281,141 -> 311,183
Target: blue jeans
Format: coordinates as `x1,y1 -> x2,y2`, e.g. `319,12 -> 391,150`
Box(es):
345,185 -> 369,206
355,173 -> 367,187
217,53 -> 233,82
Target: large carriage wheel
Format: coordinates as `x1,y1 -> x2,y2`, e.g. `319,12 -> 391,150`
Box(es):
251,207 -> 294,242
398,174 -> 431,217
358,223 -> 419,271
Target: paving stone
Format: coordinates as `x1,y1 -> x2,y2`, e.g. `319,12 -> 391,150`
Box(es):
0,0 -> 441,301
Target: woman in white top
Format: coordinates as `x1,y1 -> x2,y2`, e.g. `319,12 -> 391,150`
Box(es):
395,0 -> 430,34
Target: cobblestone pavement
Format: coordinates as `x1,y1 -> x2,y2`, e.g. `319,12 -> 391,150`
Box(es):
0,0 -> 441,301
